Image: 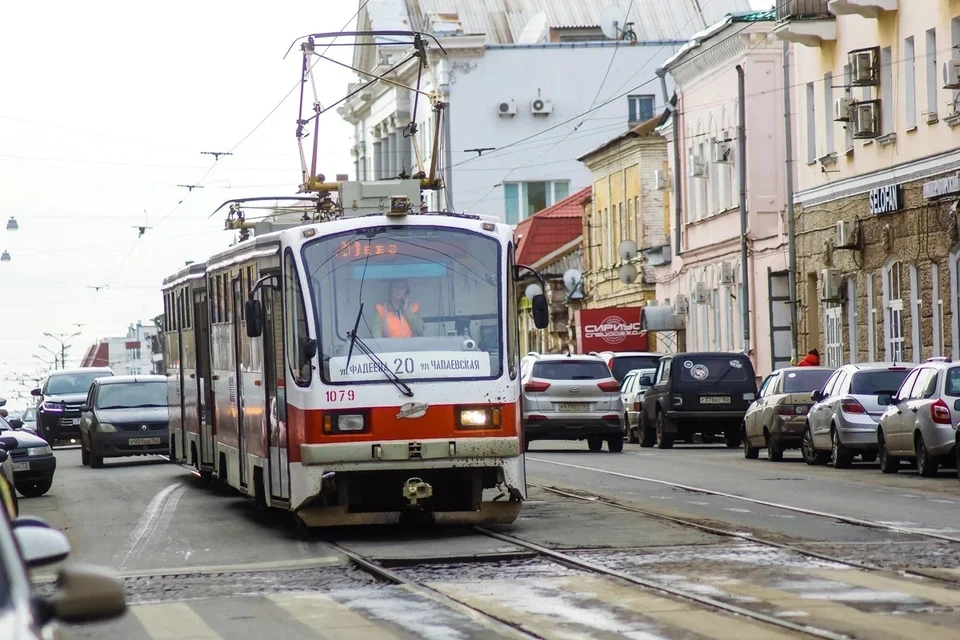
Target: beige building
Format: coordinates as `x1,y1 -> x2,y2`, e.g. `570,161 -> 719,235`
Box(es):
779,0 -> 960,364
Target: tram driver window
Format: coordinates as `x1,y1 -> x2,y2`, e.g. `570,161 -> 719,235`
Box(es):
284,252 -> 312,385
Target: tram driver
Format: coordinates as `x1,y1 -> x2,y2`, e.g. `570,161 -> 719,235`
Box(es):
372,279 -> 424,338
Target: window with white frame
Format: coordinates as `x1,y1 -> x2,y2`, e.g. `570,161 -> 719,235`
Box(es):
503,180 -> 571,224
825,304 -> 843,368
823,72 -> 834,153
866,272 -> 877,361
909,264 -> 921,359
806,82 -> 816,163
628,94 -> 656,126
605,207 -> 612,266
905,36 -> 917,129
711,287 -> 720,351
709,136 -> 719,214
887,261 -> 905,362
843,63 -> 854,151
926,29 -> 938,118
725,281 -> 735,350
932,264 -> 943,357
953,19 -> 960,109
881,47 -> 894,134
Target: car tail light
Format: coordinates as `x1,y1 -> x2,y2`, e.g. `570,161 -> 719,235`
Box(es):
597,380 -> 621,392
840,398 -> 867,415
774,405 -> 796,415
795,405 -> 810,415
931,398 -> 952,425
633,399 -> 641,412
524,380 -> 551,393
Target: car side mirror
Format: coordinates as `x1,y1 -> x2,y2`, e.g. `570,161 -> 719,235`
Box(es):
954,399 -> 960,412
531,294 -> 549,330
877,393 -> 894,406
79,406 -> 90,413
810,390 -> 821,402
639,376 -> 652,387
47,565 -> 127,624
245,299 -> 263,338
9,418 -> 22,429
31,388 -> 42,397
303,338 -> 318,360
0,436 -> 17,452
14,525 -> 71,568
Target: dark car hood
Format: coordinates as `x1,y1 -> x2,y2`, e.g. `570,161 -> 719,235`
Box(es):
0,428 -> 49,448
44,392 -> 89,405
95,407 -> 169,424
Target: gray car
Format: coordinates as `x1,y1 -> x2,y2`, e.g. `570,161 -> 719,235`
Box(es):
804,362 -> 916,468
521,353 -> 624,453
877,360 -> 960,476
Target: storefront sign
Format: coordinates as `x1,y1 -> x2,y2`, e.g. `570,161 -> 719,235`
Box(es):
868,184 -> 903,215
576,307 -> 648,352
923,173 -> 960,200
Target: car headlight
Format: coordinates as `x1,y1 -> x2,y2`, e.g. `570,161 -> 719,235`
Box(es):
322,413 -> 368,434
41,402 -> 64,413
456,407 -> 502,430
96,423 -> 116,433
27,445 -> 52,456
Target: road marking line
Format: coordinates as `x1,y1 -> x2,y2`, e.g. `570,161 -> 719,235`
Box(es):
809,569 -> 960,607
114,483 -> 184,569
268,593 -> 401,639
133,602 -> 222,639
554,575 -> 800,639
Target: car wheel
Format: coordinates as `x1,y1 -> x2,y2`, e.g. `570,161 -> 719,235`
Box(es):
80,442 -> 90,466
878,438 -> 899,474
724,428 -> 742,449
607,437 -> 624,453
626,415 -> 639,444
587,437 -> 603,452
639,415 -> 656,447
16,476 -> 53,498
831,428 -> 852,469
743,427 -> 759,460
802,427 -> 829,465
765,432 -> 784,462
655,413 -> 674,450
90,447 -> 105,469
915,434 -> 938,478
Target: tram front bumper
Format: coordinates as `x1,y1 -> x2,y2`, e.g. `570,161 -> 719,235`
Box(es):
300,436 -> 522,466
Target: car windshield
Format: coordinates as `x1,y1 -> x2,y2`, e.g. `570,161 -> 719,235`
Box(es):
22,408 -> 35,421
611,356 -> 660,382
677,356 -> 752,383
46,372 -> 109,396
532,360 -> 611,380
303,226 -> 503,384
96,382 -> 167,409
783,369 -> 834,393
849,369 -> 911,395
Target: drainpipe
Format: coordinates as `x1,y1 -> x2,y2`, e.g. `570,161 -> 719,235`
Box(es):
737,64 -> 750,353
782,40 -> 798,363
442,83 -> 454,211
656,68 -> 681,257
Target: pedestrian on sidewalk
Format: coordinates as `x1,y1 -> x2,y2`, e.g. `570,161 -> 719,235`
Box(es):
797,348 -> 820,367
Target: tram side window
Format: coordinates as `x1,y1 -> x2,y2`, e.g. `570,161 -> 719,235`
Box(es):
507,246 -> 517,379
284,252 -> 311,386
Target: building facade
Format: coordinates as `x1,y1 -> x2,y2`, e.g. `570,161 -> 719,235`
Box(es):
79,322 -> 161,375
656,11 -> 792,378
337,0 -> 752,223
780,0 -> 960,365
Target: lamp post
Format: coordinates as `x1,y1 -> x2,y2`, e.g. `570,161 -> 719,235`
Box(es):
42,331 -> 80,370
38,345 -> 60,370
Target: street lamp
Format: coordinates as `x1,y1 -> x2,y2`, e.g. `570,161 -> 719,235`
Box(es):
43,331 -> 80,369
6,217 -> 17,232
38,345 -> 59,370
32,354 -> 53,368
0,251 -> 9,263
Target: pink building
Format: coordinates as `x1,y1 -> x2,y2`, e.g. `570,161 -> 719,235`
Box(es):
655,11 -> 793,378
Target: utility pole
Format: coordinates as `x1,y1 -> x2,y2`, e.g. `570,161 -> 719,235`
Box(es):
43,331 -> 80,370
38,345 -> 60,370
783,40 -> 799,364
737,65 -> 750,353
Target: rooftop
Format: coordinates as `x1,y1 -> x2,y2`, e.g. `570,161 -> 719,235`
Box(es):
577,111 -> 669,162
514,186 -> 589,266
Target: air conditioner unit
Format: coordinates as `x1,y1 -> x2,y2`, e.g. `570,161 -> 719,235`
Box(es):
713,141 -> 734,164
688,154 -> 706,178
673,293 -> 689,315
834,97 -> 853,122
531,98 -> 553,115
693,281 -> 709,304
498,100 -> 517,117
852,101 -> 880,139
943,60 -> 960,90
719,261 -> 734,284
821,269 -> 843,302
925,110 -> 940,124
654,169 -> 669,190
835,219 -> 859,249
850,47 -> 879,86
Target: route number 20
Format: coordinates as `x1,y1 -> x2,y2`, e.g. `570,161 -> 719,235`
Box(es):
393,357 -> 415,374
326,390 -> 355,402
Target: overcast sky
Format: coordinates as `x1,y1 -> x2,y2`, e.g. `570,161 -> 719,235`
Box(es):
0,0 -> 774,405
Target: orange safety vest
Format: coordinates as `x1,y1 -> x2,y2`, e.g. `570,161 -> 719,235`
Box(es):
376,302 -> 419,337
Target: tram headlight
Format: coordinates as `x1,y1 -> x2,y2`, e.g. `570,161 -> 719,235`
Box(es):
456,407 -> 501,430
323,413 -> 367,434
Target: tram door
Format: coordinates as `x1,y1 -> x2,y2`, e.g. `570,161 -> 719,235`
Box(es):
193,288 -> 215,469
263,278 -> 289,500
232,276 -> 247,489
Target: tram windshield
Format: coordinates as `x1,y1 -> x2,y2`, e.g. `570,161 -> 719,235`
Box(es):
302,225 -> 504,384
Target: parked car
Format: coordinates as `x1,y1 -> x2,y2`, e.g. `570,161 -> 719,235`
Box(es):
521,353 -> 624,453
78,375 -> 170,468
743,366 -> 835,461
12,406 -> 38,436
0,511 -> 127,638
640,352 -> 758,449
32,367 -> 114,444
876,360 -> 960,476
620,367 -> 656,443
597,351 -> 664,383
0,415 -> 56,498
804,362 -> 915,468
0,439 -> 19,519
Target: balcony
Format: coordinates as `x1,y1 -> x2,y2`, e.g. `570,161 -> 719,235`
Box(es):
774,0 -> 837,48
827,0 -> 896,18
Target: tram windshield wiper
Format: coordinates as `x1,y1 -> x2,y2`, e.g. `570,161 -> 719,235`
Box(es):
344,302 -> 365,369
344,329 -> 414,398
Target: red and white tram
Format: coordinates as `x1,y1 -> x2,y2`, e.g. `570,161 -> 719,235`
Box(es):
162,180 -> 549,526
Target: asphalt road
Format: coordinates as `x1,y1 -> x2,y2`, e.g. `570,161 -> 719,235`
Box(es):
21,442 -> 960,639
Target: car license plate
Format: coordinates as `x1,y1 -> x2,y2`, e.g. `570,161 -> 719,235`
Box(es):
71,418 -> 81,426
558,403 -> 589,412
129,438 -> 161,446
12,462 -> 29,472
700,396 -> 731,404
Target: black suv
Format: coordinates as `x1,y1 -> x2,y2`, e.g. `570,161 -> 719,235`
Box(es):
32,367 -> 115,444
639,352 -> 757,449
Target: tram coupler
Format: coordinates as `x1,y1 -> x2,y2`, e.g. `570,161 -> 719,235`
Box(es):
402,477 -> 433,507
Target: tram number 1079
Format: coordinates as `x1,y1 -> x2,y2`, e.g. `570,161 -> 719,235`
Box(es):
325,390 -> 357,402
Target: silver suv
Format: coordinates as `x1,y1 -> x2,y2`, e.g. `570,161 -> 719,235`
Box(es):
521,353 -> 624,453
877,360 -> 960,476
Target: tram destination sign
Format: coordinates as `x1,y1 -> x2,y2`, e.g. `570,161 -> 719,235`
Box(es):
868,184 -> 903,215
329,351 -> 491,382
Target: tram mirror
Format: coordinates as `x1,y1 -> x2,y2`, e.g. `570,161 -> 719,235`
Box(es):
245,299 -> 263,338
303,339 -> 318,360
532,294 -> 549,330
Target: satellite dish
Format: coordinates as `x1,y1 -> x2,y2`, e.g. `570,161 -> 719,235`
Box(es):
524,283 -> 544,301
618,239 -> 638,262
517,12 -> 548,44
619,264 -> 638,285
563,269 -> 584,299
599,5 -> 626,41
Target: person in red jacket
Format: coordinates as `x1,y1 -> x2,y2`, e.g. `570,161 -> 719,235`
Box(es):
797,349 -> 820,367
